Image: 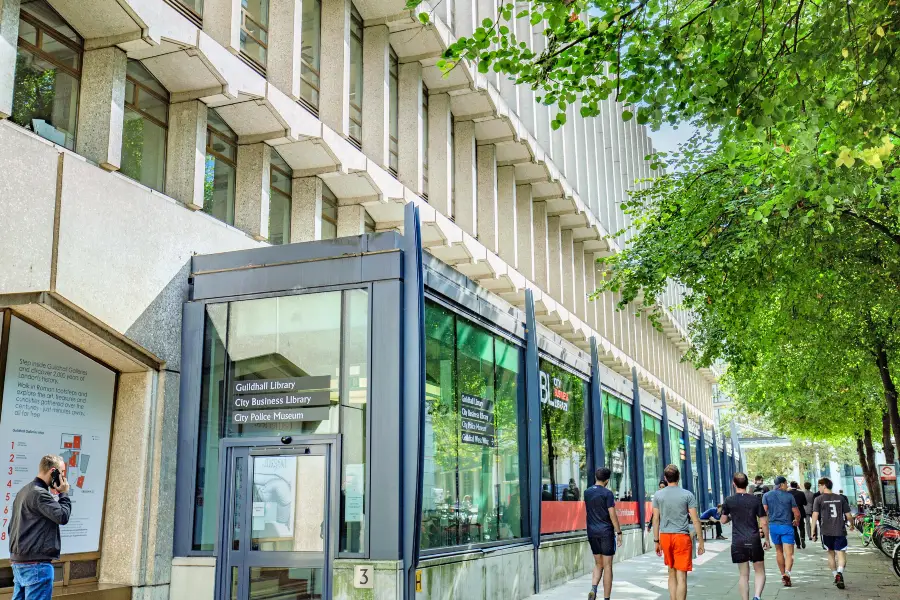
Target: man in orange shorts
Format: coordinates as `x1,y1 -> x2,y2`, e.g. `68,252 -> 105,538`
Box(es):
652,464 -> 705,600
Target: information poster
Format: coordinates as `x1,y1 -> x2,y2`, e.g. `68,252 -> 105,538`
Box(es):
0,317 -> 115,558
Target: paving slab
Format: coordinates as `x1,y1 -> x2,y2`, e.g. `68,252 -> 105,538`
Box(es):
529,528 -> 899,599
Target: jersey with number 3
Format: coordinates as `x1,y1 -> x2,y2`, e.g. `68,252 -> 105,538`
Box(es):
812,493 -> 850,537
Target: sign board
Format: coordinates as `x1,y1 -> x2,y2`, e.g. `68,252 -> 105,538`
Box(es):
0,317 -> 115,558
354,565 -> 374,589
229,376 -> 331,426
460,394 -> 494,447
879,464 -> 899,509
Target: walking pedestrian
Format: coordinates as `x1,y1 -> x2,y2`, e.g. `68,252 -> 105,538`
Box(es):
788,481 -> 807,549
721,473 -> 771,600
802,482 -> 815,539
762,476 -> 800,587
751,476 -> 769,497
584,468 -> 623,600
652,464 -> 705,600
8,455 -> 72,600
810,477 -> 853,590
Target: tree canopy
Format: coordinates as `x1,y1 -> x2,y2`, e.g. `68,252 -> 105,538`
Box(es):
408,1 -> 900,476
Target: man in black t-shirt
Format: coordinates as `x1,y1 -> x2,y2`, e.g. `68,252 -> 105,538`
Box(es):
722,472 -> 771,600
811,477 -> 853,590
584,468 -> 622,600
788,481 -> 808,549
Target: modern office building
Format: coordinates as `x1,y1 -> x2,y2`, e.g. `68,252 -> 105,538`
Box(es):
0,2 -> 739,599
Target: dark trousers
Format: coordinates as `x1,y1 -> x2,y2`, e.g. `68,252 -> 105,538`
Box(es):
793,521 -> 806,545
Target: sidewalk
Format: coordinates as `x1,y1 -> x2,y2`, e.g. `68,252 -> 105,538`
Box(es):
530,527 -> 898,599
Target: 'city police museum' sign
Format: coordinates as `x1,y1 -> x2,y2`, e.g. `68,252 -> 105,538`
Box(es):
230,376 -> 331,424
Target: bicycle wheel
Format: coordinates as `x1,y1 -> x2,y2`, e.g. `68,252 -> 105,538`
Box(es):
894,546 -> 900,578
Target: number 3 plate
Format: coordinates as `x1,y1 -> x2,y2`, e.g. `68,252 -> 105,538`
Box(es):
354,565 -> 374,589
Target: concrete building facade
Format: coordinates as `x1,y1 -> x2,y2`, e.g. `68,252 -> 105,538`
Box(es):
0,1 -> 731,599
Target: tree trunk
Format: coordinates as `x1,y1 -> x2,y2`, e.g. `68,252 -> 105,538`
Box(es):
863,430 -> 884,505
883,411 -> 896,465
874,341 -> 900,461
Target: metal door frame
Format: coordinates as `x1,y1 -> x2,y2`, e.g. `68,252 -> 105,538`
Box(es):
215,436 -> 341,600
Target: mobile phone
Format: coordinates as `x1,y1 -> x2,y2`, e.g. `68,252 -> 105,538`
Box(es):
50,468 -> 61,489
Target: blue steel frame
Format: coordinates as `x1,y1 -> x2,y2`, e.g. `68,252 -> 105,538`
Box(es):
681,408 -> 694,495
589,337 -> 605,473
660,389 -> 672,469
402,203 -> 425,600
630,368 -> 647,547
697,425 -> 710,509
710,428 -> 721,505
524,290 -> 542,592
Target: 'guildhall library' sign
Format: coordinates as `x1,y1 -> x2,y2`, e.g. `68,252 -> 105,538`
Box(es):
230,376 -> 331,424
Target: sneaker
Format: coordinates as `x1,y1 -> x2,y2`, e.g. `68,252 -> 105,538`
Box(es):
782,574 -> 792,587
835,572 -> 845,589
715,535 -> 728,540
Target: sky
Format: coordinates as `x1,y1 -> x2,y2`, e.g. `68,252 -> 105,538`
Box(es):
647,121 -> 697,155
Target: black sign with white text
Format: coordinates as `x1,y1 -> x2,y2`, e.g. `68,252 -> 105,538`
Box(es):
231,406 -> 331,424
232,376 -> 331,396
231,390 -> 331,410
229,377 -> 332,426
459,394 -> 495,447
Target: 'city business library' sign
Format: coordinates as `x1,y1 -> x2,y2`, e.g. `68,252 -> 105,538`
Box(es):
539,370 -> 571,412
460,393 -> 494,447
230,376 -> 331,424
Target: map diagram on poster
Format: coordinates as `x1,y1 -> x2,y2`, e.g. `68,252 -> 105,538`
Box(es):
0,317 -> 115,559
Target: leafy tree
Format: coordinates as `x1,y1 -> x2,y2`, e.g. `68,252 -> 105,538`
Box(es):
744,446 -> 795,482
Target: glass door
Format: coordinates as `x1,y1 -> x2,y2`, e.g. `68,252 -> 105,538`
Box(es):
218,444 -> 332,600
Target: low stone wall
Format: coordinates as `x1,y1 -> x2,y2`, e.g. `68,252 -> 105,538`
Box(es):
538,529 -> 645,591
415,544 -> 535,600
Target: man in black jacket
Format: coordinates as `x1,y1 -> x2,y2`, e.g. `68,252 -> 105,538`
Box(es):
8,455 -> 71,600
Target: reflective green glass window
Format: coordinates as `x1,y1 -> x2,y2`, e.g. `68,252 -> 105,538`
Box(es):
268,150 -> 291,245
539,359 -> 587,535
121,60 -> 168,192
300,0 -> 322,112
321,183 -> 337,240
11,1 -> 82,150
388,48 -> 399,174
204,109 -> 237,225
348,4 -> 363,145
240,0 -> 269,68
642,413 -> 663,506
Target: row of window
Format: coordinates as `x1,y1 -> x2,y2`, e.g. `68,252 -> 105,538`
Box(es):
8,1 -> 368,244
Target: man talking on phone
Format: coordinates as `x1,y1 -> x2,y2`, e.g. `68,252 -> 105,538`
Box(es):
8,455 -> 72,600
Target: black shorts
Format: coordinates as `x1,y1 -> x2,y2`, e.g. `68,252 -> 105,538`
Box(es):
589,533 -> 617,557
731,539 -> 764,564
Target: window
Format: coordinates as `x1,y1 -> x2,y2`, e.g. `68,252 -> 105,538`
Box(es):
348,4 -> 363,146
299,0 -> 322,112
642,414 -> 664,502
240,0 -> 269,69
121,60 -> 168,192
364,211 -> 375,234
193,291 -> 368,552
420,302 -> 525,550
268,150 -> 291,245
11,0 -> 82,150
450,118 -> 456,219
705,441 -> 714,496
388,48 -> 399,175
539,358 -> 587,535
602,392 -> 638,526
321,183 -> 337,239
689,434 -> 700,496
422,84 -> 429,199
669,425 -> 685,479
167,0 -> 203,21
204,109 -> 237,224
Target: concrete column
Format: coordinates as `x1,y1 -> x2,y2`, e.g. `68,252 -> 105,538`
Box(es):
290,176 -> 323,242
476,143 -> 498,252
234,143 -> 272,240
573,242 -> 586,320
531,21 -> 551,150
579,102 -> 597,216
398,61 -> 423,194
516,184 -> 534,280
588,255 -> 600,331
202,0 -> 241,52
496,165 -> 517,268
564,104 -> 578,190
514,3 -> 535,135
75,47 -> 127,171
165,101 -> 208,210
428,93 -> 452,217
454,0 -> 476,37
548,216 -> 562,302
337,204 -> 366,236
0,0 -> 20,119
533,201 -> 549,289
268,0 -> 304,99
561,229 -> 574,313
596,108 -> 613,234
361,24 -> 390,166
319,0 -> 351,136
550,112 -> 565,168
453,120 -> 477,236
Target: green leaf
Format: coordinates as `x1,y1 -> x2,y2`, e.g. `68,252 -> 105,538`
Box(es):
622,110 -> 634,121
418,12 -> 429,24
